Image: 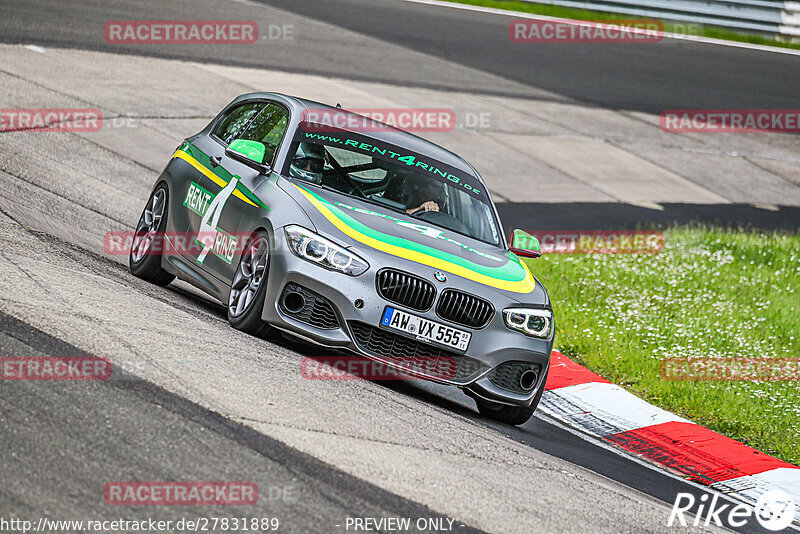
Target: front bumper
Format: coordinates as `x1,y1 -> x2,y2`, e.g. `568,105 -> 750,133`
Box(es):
261,229 -> 553,407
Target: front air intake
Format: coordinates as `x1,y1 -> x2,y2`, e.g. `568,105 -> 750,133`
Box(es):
279,283 -> 340,330
436,290 -> 494,329
488,362 -> 542,394
348,321 -> 487,384
376,269 -> 436,311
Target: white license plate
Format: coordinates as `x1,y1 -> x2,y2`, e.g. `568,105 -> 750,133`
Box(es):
380,307 -> 471,351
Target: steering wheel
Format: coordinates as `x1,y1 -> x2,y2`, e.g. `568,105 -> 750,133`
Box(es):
411,209 -> 470,235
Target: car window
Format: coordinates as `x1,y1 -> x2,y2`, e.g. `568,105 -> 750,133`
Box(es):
284,128 -> 500,245
238,104 -> 289,164
214,102 -> 265,145
325,146 -> 386,181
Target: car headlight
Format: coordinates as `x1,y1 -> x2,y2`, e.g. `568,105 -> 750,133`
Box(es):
284,225 -> 369,276
503,308 -> 553,338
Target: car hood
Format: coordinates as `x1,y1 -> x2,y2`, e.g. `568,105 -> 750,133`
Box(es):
278,179 -> 546,302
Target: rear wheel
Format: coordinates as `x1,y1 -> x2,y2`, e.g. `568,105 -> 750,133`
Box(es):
129,184 -> 176,286
476,368 -> 548,426
227,231 -> 277,339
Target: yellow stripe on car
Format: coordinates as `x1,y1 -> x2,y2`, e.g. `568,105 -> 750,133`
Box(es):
172,150 -> 258,207
293,183 -> 536,294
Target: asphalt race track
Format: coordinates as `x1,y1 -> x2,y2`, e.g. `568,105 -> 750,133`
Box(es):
0,0 -> 798,532
0,313 -> 481,533
4,0 -> 800,111
2,0 -> 799,230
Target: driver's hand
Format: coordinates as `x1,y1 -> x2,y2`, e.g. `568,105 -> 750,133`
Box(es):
409,201 -> 439,214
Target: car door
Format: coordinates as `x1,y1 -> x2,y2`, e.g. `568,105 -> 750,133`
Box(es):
178,101 -> 264,265
178,101 -> 264,280
193,101 -> 289,284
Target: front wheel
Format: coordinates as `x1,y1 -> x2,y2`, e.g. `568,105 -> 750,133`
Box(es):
129,184 -> 176,286
476,368 -> 548,426
227,231 -> 277,339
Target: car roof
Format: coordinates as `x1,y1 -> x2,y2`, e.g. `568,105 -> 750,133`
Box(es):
236,92 -> 482,181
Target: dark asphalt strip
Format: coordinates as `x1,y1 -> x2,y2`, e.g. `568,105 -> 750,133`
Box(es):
0,36 -> 543,102
0,311 -> 485,534
256,0 -> 800,113
496,202 -> 800,232
0,310 -> 89,357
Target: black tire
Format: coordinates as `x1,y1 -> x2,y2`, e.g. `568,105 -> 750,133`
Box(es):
129,183 -> 176,286
476,368 -> 548,426
227,230 -> 277,339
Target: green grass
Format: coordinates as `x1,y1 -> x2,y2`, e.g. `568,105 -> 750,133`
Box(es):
445,0 -> 800,50
524,227 -> 800,465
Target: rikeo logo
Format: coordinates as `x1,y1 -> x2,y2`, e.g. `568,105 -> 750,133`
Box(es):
669,490 -> 796,531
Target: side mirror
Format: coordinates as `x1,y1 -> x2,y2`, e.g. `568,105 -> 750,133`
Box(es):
509,229 -> 541,259
225,139 -> 271,175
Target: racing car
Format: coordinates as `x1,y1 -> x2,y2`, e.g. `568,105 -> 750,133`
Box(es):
129,93 -> 554,425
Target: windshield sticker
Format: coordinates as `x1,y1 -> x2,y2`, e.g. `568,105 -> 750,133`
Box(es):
335,201 -> 504,263
299,130 -> 483,200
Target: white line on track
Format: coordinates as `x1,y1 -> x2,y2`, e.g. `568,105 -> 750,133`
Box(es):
398,0 -> 800,56
23,44 -> 46,54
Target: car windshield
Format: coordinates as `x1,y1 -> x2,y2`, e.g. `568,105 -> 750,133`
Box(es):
283,126 -> 501,245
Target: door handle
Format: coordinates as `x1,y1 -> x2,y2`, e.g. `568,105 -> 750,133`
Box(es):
209,155 -> 222,168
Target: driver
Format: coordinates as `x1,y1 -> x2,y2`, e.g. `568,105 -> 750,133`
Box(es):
404,175 -> 447,214
288,142 -> 326,183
